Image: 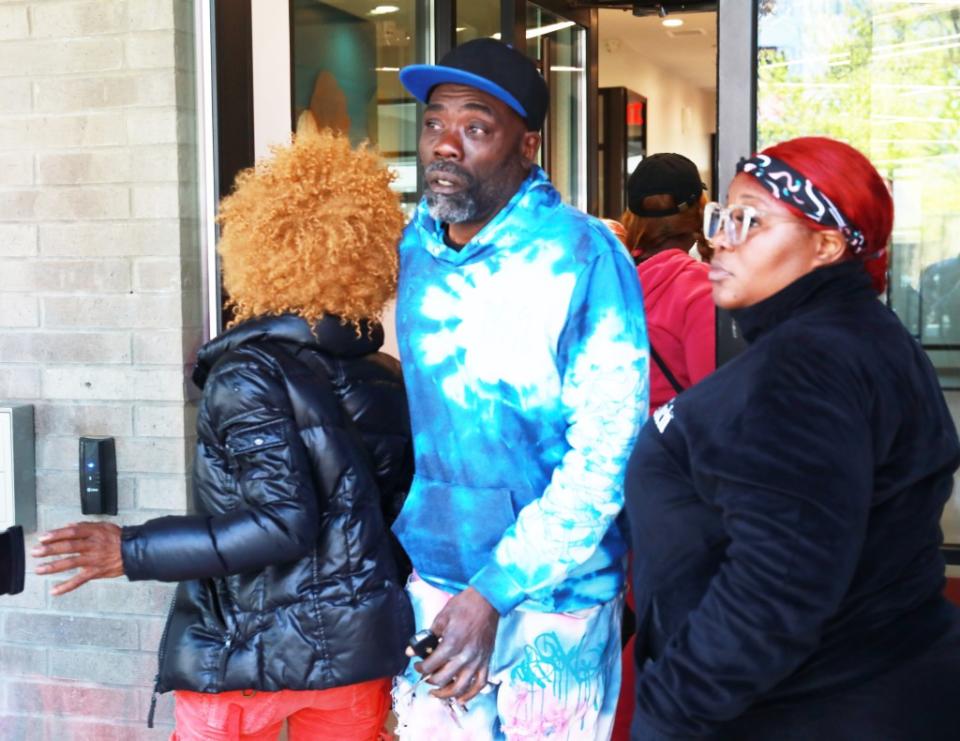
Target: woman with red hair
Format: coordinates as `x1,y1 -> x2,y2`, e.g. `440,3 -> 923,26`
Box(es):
624,136 -> 960,739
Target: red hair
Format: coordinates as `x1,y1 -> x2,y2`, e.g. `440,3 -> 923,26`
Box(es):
758,137 -> 893,294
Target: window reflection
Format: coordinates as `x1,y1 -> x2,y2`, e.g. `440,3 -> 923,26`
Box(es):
758,1 -> 960,345
291,0 -> 428,215
757,0 -> 960,545
457,0 -> 500,43
527,3 -> 587,209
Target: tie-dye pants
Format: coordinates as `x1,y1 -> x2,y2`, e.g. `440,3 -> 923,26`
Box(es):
393,574 -> 623,740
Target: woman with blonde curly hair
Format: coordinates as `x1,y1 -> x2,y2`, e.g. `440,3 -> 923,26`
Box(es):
34,123 -> 414,740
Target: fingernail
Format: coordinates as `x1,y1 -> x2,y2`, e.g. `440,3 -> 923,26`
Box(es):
30,547 -> 43,556
38,533 -> 52,542
35,566 -> 47,574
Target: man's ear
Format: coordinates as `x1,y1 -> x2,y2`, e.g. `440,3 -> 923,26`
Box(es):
814,229 -> 849,266
520,132 -> 542,166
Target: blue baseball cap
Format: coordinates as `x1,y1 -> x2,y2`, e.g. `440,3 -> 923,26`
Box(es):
400,38 -> 549,131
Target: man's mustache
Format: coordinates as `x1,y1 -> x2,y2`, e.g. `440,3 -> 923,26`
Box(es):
424,161 -> 475,187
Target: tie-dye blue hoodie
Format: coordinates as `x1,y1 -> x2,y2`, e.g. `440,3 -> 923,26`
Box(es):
393,166 -> 649,615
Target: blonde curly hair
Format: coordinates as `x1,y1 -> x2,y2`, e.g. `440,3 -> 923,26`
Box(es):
217,124 -> 405,329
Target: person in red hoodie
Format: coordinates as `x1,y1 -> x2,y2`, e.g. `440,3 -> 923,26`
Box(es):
609,152 -> 716,412
605,152 -> 716,740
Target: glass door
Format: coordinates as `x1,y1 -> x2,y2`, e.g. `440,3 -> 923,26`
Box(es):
526,2 -> 589,210
751,0 -> 960,559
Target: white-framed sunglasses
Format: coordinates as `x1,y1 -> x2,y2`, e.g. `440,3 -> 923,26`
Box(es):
703,201 -> 763,246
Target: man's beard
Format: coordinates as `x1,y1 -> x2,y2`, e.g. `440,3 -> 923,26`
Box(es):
423,159 -> 523,225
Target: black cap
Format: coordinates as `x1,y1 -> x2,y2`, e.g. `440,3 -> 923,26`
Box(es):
400,38 -> 550,131
627,153 -> 706,217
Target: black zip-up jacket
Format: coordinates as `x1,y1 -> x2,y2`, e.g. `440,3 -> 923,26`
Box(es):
626,263 -> 960,738
121,314 -> 414,695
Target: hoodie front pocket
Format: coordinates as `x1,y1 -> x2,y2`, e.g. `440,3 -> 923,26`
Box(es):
392,476 -> 517,586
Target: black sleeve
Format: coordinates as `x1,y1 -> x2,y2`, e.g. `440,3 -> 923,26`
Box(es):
633,339 -> 874,738
121,358 -> 320,582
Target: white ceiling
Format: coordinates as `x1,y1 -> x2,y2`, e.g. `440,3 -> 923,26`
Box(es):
598,9 -> 718,92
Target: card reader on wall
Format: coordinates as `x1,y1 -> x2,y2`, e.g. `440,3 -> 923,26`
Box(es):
79,436 -> 117,515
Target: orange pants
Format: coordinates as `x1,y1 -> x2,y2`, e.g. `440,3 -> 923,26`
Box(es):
171,677 -> 391,741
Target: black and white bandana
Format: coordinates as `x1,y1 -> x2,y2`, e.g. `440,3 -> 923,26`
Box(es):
737,154 -> 867,254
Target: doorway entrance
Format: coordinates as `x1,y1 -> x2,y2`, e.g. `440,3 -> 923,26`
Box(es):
595,6 -> 718,219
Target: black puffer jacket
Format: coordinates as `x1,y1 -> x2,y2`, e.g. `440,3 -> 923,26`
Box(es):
121,314 -> 414,696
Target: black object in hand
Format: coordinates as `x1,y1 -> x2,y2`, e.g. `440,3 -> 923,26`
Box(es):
0,526 -> 24,596
407,629 -> 439,659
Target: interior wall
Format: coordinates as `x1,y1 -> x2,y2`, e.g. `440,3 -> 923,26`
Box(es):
599,45 -> 716,197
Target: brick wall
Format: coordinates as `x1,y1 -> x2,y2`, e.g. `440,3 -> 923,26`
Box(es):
0,1 -> 201,736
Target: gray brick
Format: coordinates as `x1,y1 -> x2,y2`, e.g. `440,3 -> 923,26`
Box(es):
0,223 -> 37,255
115,436 -> 188,473
37,506 -> 121,533
0,332 -> 132,364
0,114 -> 126,151
0,573 -> 46,609
130,146 -> 180,182
133,404 -> 189,437
3,613 -> 139,650
0,6 -> 28,40
49,647 -> 156,686
124,31 -> 176,69
35,435 -> 78,471
0,367 -> 40,399
54,580 -> 173,617
0,79 -> 30,114
0,259 -> 131,292
133,329 -> 194,365
33,72 -> 178,112
37,151 -> 133,186
0,294 -> 39,327
131,183 -> 179,218
43,294 -> 183,329
4,679 -> 139,721
137,685 -> 175,725
0,644 -> 48,678
35,403 -> 133,436
138,616 -> 166,651
0,152 -> 32,186
36,471 -> 135,509
136,475 -> 189,511
0,39 -> 123,78
127,0 -> 177,32
133,258 -> 182,292
40,221 -> 181,257
0,186 -> 130,220
30,0 -> 126,38
41,366 -> 185,401
0,713 -> 171,740
127,109 -> 179,145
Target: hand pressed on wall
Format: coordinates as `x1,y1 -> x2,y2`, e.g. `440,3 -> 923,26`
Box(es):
32,522 -> 124,596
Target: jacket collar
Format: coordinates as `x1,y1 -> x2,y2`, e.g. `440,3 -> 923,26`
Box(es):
731,262 -> 876,343
192,314 -> 383,389
412,165 -> 560,265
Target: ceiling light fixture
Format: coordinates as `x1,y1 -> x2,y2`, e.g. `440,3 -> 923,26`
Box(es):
369,5 -> 399,15
526,20 -> 575,39
662,18 -> 684,28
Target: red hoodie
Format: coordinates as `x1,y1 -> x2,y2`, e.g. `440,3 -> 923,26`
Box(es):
637,248 -> 716,411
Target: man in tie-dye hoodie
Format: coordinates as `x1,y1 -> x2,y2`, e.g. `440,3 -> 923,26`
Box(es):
391,38 -> 649,740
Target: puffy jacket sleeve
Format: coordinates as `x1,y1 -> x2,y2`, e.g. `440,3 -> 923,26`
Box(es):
470,243 -> 649,614
121,356 -> 320,582
632,337 -> 873,738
